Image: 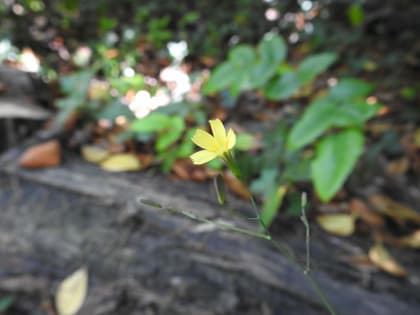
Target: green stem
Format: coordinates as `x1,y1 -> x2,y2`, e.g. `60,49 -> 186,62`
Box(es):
225,155 -> 337,315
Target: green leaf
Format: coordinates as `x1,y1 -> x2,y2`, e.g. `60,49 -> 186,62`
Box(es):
156,117 -> 185,151
235,133 -> 255,151
311,129 -> 364,202
282,158 -> 311,181
287,99 -> 335,150
96,100 -> 135,120
131,113 -> 171,133
261,185 -> 287,227
110,75 -> 145,94
259,33 -> 287,64
297,52 -> 337,84
251,168 -> 278,197
0,296 -> 14,312
265,71 -> 301,100
250,62 -> 277,88
228,45 -> 256,67
60,70 -> 93,97
333,100 -> 380,127
329,78 -> 373,101
203,61 -> 238,94
347,3 -> 364,27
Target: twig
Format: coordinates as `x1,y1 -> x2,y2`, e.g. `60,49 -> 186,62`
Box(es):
300,192 -> 311,274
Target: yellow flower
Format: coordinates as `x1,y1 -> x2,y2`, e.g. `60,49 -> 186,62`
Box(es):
190,119 -> 236,165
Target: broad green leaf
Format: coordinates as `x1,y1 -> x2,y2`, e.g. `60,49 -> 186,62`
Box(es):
55,267 -> 88,315
311,129 -> 364,202
251,168 -> 278,196
250,62 -> 277,88
156,117 -> 185,151
282,158 -> 311,181
297,52 -> 337,84
110,75 -> 145,94
265,71 -> 301,100
347,3 -> 364,27
228,45 -> 256,67
0,296 -> 14,312
96,100 -> 135,120
333,100 -> 380,127
235,133 -> 255,151
261,185 -> 287,227
287,99 -> 335,150
259,33 -> 287,64
329,78 -> 373,101
60,70 -> 93,97
131,113 -> 171,133
203,61 -> 238,94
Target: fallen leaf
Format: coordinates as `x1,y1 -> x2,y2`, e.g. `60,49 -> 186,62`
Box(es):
81,145 -> 110,163
368,194 -> 420,225
223,171 -> 250,200
316,213 -> 356,236
398,230 -> 420,248
19,140 -> 61,168
100,153 -> 141,172
386,157 -> 409,176
55,267 -> 88,315
368,243 -> 406,277
349,198 -> 384,228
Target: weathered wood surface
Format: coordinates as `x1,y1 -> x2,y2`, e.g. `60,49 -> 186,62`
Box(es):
0,144 -> 419,315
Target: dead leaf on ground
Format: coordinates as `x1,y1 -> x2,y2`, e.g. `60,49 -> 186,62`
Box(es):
172,159 -> 217,181
55,267 -> 88,315
19,140 -> 61,168
316,213 -> 357,237
398,230 -> 420,248
100,153 -> 141,172
386,157 -> 410,176
368,243 -> 406,277
368,194 -> 420,225
349,198 -> 384,228
81,145 -> 110,163
223,171 -> 250,200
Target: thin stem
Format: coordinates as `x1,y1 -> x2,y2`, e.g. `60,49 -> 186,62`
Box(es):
165,207 -> 270,240
225,155 -> 337,315
300,192 -> 311,274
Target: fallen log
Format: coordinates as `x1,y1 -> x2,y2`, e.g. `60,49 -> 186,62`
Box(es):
0,146 -> 419,315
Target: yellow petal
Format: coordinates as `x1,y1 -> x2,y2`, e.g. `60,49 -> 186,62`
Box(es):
191,129 -> 218,152
190,150 -> 218,165
209,119 -> 227,145
226,128 -> 236,150
55,267 -> 88,315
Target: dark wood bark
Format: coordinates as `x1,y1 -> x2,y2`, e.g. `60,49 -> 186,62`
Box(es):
0,144 -> 419,315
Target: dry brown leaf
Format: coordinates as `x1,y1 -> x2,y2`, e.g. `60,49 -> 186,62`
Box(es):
368,243 -> 406,277
55,267 -> 88,315
368,194 -> 420,225
223,171 -> 250,200
100,153 -> 141,172
137,153 -> 154,170
414,128 -> 420,148
349,198 -> 384,228
19,140 -> 61,169
386,157 -> 409,176
398,230 -> 420,248
81,145 -> 110,164
316,213 -> 356,237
